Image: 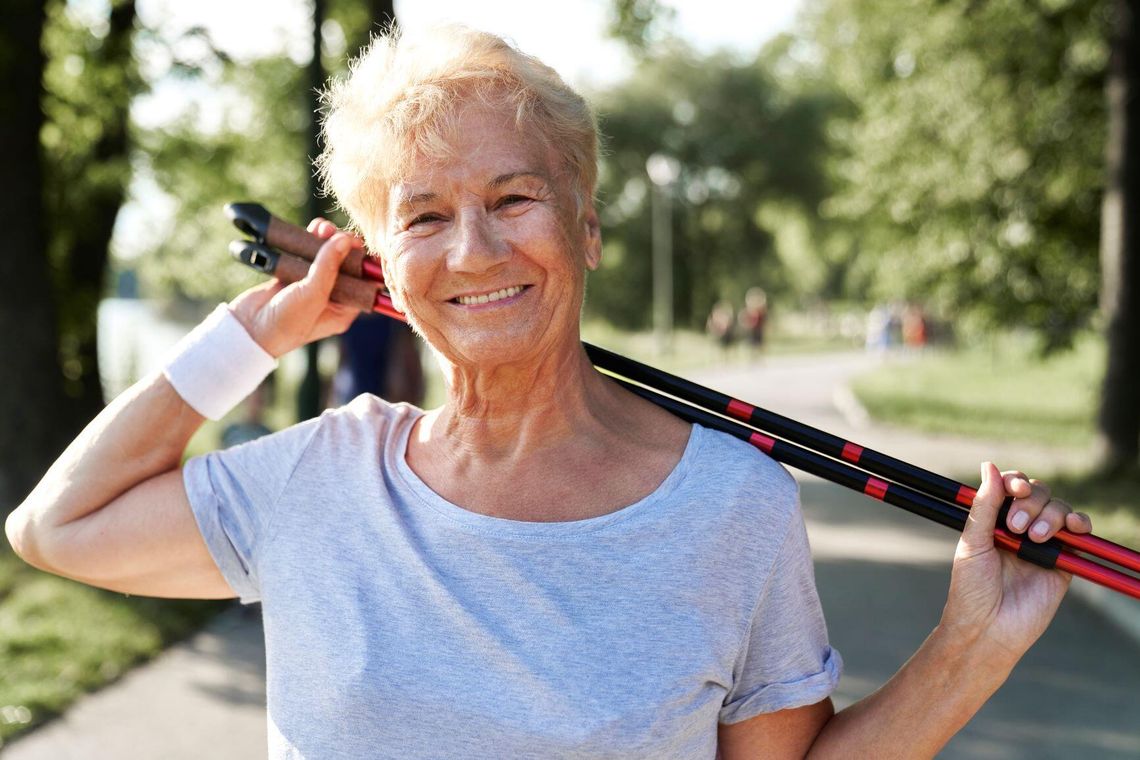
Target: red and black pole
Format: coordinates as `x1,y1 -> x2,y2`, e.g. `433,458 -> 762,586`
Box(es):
584,343 -> 1140,575
612,376 -> 1140,601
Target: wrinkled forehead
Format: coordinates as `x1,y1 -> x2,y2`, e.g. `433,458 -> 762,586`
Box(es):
386,108 -> 564,203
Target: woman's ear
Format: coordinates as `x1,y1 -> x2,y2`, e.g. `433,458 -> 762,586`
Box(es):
583,207 -> 602,271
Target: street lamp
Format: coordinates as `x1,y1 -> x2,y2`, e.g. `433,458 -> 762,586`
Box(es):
646,153 -> 681,355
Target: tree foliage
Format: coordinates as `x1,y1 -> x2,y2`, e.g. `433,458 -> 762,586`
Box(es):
136,53 -> 311,306
804,0 -> 1111,349
44,0 -> 139,410
590,46 -> 840,329
1097,0 -> 1140,472
606,0 -> 676,54
134,0 -> 382,309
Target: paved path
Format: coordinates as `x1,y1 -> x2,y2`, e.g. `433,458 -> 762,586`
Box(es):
6,352 -> 1139,758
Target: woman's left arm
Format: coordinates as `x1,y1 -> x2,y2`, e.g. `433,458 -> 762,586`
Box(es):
720,462 -> 1092,759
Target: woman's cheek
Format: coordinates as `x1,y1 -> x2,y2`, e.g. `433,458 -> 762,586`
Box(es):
386,255 -> 435,318
380,246 -> 413,313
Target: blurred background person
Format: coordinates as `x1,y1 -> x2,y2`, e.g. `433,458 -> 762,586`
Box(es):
330,313 -> 425,407
706,299 -> 736,355
902,302 -> 928,355
738,286 -> 769,357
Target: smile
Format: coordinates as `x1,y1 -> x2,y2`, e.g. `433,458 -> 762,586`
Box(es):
453,285 -> 527,306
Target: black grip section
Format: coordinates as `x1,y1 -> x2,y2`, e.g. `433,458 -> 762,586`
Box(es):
225,202 -> 272,243
1015,537 -> 1063,569
229,240 -> 279,274
996,496 -> 1013,528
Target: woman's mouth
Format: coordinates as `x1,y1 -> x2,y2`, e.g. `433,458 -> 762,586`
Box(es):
452,285 -> 528,306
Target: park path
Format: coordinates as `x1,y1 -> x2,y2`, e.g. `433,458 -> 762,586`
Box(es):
5,351 -> 1139,759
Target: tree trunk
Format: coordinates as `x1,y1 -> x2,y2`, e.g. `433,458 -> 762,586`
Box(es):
0,0 -> 74,514
296,0 -> 397,420
1098,0 -> 1140,474
297,0 -> 328,421
62,0 -> 137,425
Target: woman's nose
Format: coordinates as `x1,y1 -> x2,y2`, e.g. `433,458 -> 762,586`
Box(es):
448,209 -> 508,273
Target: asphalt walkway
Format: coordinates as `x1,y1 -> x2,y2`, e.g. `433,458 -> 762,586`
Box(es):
5,351 -> 1139,759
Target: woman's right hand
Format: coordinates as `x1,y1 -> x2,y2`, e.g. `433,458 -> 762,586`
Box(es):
228,220 -> 363,358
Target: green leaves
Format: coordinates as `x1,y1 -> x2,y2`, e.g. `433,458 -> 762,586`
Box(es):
590,45 -> 839,329
808,0 -> 1109,350
136,54 -> 310,304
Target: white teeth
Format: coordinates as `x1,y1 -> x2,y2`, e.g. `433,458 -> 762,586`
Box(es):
456,286 -> 524,306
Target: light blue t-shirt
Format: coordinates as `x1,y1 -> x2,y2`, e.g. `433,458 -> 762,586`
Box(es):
184,395 -> 840,759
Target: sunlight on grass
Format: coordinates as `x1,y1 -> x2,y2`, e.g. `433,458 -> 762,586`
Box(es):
851,335 -> 1103,447
849,334 -> 1140,542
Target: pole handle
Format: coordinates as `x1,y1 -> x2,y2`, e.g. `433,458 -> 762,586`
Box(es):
225,201 -> 378,280
229,240 -> 380,312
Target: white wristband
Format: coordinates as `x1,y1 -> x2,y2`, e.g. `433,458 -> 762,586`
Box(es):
162,304 -> 278,420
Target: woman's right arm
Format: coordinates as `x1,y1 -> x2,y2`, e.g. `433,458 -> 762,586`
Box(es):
4,229 -> 359,598
4,372 -> 229,598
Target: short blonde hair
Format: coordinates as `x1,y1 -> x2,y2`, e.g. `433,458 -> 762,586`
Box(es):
317,25 -> 599,244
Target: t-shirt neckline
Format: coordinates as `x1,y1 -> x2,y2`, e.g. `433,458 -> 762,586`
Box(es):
391,408 -> 702,538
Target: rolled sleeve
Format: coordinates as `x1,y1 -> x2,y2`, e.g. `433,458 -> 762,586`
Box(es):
719,508 -> 842,724
182,417 -> 322,604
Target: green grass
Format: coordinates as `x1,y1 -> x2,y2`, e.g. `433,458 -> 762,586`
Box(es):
850,334 -> 1140,544
851,335 -> 1103,448
0,548 -> 224,746
1047,470 -> 1140,549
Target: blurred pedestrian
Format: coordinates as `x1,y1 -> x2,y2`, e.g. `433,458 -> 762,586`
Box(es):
864,303 -> 890,356
902,302 -> 928,353
738,287 -> 768,356
706,299 -> 736,354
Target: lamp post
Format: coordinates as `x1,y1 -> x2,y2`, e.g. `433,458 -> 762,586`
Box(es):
646,153 -> 681,355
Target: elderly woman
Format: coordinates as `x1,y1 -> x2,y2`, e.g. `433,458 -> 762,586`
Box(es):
7,27 -> 1091,759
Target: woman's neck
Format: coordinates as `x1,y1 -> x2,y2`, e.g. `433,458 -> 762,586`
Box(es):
425,339 -> 613,460
405,335 -> 693,522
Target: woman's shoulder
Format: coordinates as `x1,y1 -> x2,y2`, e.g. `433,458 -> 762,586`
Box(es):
681,424 -> 801,527
319,391 -> 421,432
294,396 -> 419,455
690,424 -> 798,496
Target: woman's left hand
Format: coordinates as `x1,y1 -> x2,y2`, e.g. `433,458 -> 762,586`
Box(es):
938,462 -> 1093,667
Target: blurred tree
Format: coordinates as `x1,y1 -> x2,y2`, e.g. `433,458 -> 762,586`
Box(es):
606,0 -> 676,54
135,0 -> 394,421
0,0 -> 59,513
44,0 -> 139,420
1098,0 -> 1140,473
591,47 -> 839,328
299,0 -> 395,419
298,0 -> 329,421
136,45 -> 310,305
805,0 -> 1110,349
136,0 -> 389,308
342,0 -> 395,55
0,0 -> 138,513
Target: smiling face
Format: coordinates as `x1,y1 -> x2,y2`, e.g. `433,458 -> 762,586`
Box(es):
376,102 -> 601,371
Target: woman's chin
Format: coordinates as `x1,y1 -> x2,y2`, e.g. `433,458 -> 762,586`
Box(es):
434,323 -> 568,371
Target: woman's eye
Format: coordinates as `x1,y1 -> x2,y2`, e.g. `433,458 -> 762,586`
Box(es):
497,194 -> 531,209
408,213 -> 443,228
